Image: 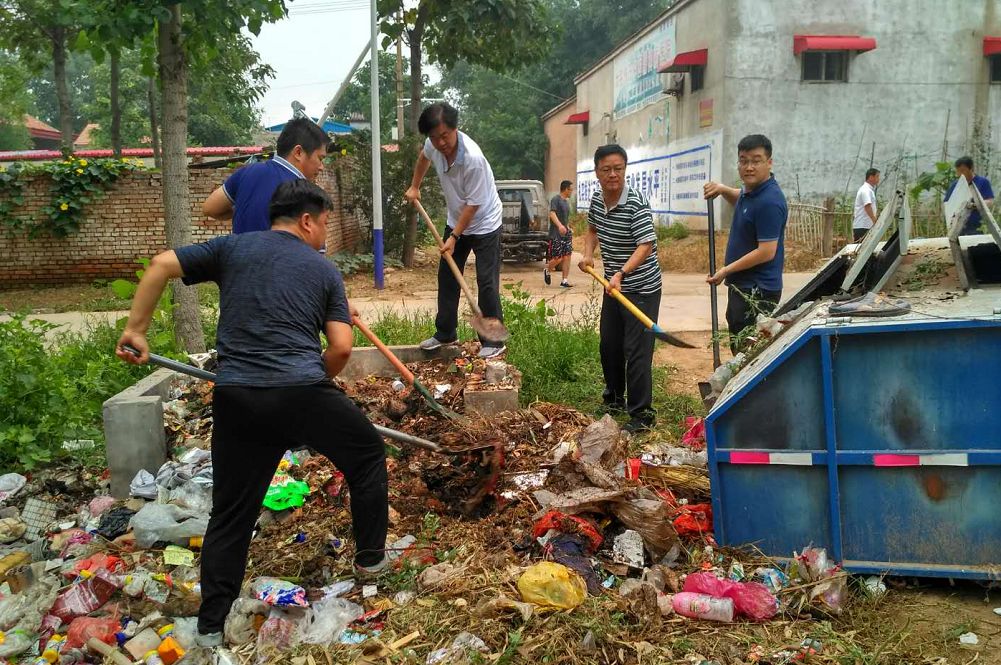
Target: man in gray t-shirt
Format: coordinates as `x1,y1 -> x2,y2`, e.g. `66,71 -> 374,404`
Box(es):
115,180 -> 389,648
544,179 -> 574,287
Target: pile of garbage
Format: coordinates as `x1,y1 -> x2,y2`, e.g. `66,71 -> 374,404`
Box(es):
0,349 -> 870,664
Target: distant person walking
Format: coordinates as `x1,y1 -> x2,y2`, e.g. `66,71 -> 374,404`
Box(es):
703,134 -> 788,354
404,102 -> 506,359
201,117 -> 330,234
544,180 -> 574,288
852,168 -> 880,242
944,156 -> 995,235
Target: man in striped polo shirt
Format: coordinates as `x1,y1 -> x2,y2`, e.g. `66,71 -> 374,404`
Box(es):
579,144 -> 662,433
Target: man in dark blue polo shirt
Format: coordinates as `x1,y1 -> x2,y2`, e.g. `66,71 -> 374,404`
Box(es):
202,117 -> 330,234
944,156 -> 995,236
704,134 -> 787,353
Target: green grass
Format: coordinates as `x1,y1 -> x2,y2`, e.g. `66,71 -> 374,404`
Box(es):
656,221 -> 690,242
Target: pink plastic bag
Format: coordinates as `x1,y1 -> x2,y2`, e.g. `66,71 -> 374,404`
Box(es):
682,572 -> 777,621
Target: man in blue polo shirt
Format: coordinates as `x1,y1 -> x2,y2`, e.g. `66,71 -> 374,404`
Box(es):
202,117 -> 330,233
704,134 -> 787,353
944,156 -> 995,236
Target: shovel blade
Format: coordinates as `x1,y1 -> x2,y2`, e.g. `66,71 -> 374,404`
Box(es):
471,315 -> 510,343
651,326 -> 696,348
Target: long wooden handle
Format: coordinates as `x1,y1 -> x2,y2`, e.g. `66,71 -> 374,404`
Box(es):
352,315 -> 415,384
87,639 -> 132,665
583,266 -> 657,329
412,200 -> 484,317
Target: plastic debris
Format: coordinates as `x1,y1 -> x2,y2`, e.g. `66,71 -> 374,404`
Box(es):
252,578 -> 308,608
21,497 -> 58,541
130,503 -> 208,549
959,632 -> 979,645
612,530 -> 645,568
672,592 -> 734,622
473,595 -> 534,622
426,632 -> 489,665
861,576 -> 887,598
517,562 -> 586,610
683,572 -> 778,621
224,598 -> 270,646
418,562 -> 465,590
129,470 -> 158,500
0,517 -> 26,543
0,473 -> 27,503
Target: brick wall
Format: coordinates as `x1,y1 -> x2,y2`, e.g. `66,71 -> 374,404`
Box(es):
0,163 -> 366,287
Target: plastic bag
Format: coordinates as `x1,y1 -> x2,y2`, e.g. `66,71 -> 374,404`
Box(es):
252,578 -> 308,608
0,574 -> 58,630
256,610 -> 298,653
672,504 -> 713,538
224,598 -> 270,646
0,629 -> 33,657
67,552 -> 125,579
129,469 -> 158,499
517,562 -> 586,610
130,503 -> 208,548
0,473 -> 27,503
531,511 -> 603,553
66,606 -> 121,648
682,572 -> 777,621
96,507 -> 135,541
172,617 -> 199,650
296,597 -> 362,644
0,518 -> 26,543
51,570 -> 120,621
168,481 -> 213,514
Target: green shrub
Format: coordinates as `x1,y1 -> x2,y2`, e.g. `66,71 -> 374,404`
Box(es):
656,221 -> 690,242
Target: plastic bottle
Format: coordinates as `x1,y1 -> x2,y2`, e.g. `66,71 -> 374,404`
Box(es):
156,625 -> 174,639
671,592 -> 734,622
40,633 -> 66,662
156,636 -> 185,665
144,650 -> 164,665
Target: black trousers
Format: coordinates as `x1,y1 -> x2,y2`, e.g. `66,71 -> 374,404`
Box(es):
198,383 -> 388,634
852,227 -> 868,242
725,285 -> 781,354
599,289 -> 661,420
434,227 -> 504,345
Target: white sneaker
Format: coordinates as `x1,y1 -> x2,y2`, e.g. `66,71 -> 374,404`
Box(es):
195,632 -> 223,648
478,344 -> 506,359
419,336 -> 454,351
355,554 -> 390,579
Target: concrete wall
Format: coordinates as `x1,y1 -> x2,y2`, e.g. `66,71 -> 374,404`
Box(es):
0,162 -> 365,287
725,0 -> 1001,200
542,99 -> 579,200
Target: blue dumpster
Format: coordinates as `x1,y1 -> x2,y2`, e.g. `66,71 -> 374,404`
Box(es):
705,292 -> 1001,579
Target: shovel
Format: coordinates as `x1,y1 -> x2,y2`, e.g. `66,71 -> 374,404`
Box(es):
412,200 -> 510,343
581,266 -> 695,348
121,345 -> 490,456
352,314 -> 464,422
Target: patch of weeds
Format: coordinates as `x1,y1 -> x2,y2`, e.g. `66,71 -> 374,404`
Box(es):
329,252 -> 403,276
901,258 -> 949,291
941,619 -> 977,642
495,630 -> 522,665
657,221 -> 690,242
420,512 -> 441,542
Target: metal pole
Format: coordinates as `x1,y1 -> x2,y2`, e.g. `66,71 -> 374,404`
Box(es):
317,42 -> 372,128
395,28 -> 404,140
370,0 -> 384,290
707,198 -> 721,369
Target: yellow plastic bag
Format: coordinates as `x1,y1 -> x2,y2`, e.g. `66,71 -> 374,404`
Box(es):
517,562 -> 586,610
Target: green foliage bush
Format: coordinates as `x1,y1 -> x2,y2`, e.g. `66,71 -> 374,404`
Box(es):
656,222 -> 690,242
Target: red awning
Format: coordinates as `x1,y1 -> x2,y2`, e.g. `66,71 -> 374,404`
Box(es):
985,37 -> 1001,56
657,48 -> 708,73
793,35 -> 877,56
565,111 -> 589,125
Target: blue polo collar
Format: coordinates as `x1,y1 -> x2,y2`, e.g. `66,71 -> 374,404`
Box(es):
273,155 -> 305,179
742,175 -> 777,198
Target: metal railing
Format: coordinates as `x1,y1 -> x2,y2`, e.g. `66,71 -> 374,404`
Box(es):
786,203 -> 826,253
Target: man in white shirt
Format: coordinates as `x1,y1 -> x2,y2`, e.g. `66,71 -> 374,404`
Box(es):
852,168 -> 880,242
404,103 -> 506,359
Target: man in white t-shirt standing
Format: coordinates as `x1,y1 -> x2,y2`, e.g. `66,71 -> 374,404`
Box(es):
404,103 -> 506,358
852,168 -> 880,242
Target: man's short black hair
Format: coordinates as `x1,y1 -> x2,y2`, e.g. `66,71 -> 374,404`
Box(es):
417,102 -> 459,135
955,156 -> 974,169
865,168 -> 880,179
593,144 -> 628,167
275,117 -> 330,158
560,179 -> 573,192
269,179 -> 333,226
737,134 -> 773,158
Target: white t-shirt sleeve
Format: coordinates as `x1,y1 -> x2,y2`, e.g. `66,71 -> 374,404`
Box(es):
423,138 -> 434,159
867,187 -> 877,209
461,159 -> 494,208
854,186 -> 866,210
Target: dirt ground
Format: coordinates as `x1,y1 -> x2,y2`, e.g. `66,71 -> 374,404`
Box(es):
659,234 -> 826,274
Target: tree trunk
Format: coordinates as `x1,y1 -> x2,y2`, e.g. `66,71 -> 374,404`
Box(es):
401,17 -> 425,267
110,50 -> 122,157
147,77 -> 162,168
51,27 -> 74,154
157,4 -> 204,353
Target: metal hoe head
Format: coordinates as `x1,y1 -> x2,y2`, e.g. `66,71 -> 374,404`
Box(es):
471,314 -> 510,342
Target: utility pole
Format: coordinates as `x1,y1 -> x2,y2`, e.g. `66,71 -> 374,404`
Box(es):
395,25 -> 405,141
370,0 -> 384,290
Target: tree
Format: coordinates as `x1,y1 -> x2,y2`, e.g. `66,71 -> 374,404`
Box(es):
332,54 -> 442,144
0,50 -> 33,150
377,0 -> 554,265
0,0 -> 85,152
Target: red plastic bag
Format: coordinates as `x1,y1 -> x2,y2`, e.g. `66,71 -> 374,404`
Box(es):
683,572 -> 777,621
531,510 -> 603,554
673,503 -> 713,538
65,605 -> 121,648
51,570 -> 120,621
681,417 -> 706,450
65,553 -> 125,579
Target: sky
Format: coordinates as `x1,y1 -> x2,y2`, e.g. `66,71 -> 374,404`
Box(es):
253,1 -> 374,127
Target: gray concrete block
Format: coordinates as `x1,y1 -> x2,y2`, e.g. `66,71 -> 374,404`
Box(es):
464,386 -> 520,416
339,344 -> 463,382
102,367 -> 175,498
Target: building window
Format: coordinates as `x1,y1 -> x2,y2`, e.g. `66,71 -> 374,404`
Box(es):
802,51 -> 848,82
690,65 -> 705,92
992,55 -> 1001,83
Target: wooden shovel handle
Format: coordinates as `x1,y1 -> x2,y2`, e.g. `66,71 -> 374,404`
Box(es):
412,200 -> 484,317
583,265 -> 657,329
352,315 -> 415,385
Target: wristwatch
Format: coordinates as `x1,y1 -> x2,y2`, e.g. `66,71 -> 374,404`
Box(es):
616,269 -> 627,277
